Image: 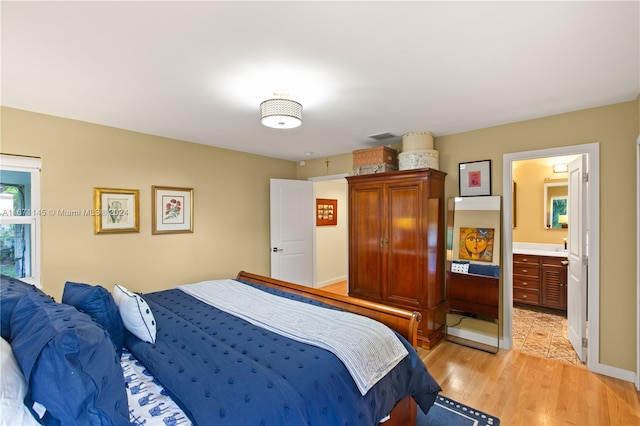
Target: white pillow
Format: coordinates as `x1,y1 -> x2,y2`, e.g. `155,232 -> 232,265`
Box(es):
0,338 -> 42,426
113,284 -> 156,344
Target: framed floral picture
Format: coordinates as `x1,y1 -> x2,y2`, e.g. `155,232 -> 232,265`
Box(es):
93,188 -> 140,234
152,186 -> 193,234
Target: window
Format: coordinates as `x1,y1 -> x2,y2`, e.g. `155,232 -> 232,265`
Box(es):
0,155 -> 41,285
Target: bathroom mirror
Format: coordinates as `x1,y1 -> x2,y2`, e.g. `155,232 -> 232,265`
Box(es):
543,180 -> 568,229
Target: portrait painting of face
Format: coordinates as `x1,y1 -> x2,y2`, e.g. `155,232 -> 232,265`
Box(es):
459,227 -> 494,262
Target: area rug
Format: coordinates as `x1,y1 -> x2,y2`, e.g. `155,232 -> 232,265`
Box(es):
418,395 -> 500,426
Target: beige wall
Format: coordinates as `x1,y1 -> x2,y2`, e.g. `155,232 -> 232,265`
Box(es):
314,179 -> 348,287
513,161 -> 569,243
297,153 -> 353,180
1,107 -> 297,300
3,100 -> 638,373
295,101 -> 639,373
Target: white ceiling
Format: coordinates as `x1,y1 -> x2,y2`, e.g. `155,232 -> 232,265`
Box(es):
2,1 -> 638,162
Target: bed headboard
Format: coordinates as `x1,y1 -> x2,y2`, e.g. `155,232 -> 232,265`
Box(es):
236,271 -> 421,347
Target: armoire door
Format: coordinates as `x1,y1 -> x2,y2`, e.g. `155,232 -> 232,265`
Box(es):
348,183 -> 385,301
385,180 -> 422,309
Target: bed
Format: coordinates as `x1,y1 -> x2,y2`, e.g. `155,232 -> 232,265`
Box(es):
0,271 -> 441,425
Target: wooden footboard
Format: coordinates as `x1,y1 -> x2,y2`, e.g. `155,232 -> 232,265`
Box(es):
236,271 -> 421,425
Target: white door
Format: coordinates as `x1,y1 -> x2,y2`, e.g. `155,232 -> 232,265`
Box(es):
269,179 -> 315,287
567,155 -> 588,362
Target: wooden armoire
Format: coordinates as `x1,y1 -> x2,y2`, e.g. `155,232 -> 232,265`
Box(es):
346,168 -> 446,348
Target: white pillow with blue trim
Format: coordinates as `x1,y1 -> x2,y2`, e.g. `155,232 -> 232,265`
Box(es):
113,284 -> 156,344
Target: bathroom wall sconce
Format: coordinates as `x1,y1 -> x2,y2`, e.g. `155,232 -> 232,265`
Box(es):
553,163 -> 568,173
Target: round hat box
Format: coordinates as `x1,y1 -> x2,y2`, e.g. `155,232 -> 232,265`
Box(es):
401,132 -> 434,152
398,150 -> 439,170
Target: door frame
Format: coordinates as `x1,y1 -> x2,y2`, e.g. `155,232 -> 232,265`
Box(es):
502,142 -> 599,372
636,135 -> 640,390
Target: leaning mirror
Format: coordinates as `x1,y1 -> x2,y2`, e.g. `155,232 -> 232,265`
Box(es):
445,195 -> 501,353
543,180 -> 568,229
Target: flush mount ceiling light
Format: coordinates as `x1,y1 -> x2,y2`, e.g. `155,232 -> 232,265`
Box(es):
553,163 -> 568,173
260,98 -> 302,129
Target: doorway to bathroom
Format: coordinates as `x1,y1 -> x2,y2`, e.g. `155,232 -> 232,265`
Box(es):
511,155 -> 580,364
502,143 -> 599,372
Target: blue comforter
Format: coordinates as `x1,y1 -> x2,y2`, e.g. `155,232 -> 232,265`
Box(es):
124,280 -> 441,425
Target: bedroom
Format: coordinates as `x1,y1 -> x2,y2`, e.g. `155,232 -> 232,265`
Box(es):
1,1 -> 639,424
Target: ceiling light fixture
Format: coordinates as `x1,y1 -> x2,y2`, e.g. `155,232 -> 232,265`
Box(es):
553,163 -> 568,173
260,98 -> 302,129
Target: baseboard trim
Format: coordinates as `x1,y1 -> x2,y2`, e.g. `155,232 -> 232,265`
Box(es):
590,361 -> 636,384
316,276 -> 347,288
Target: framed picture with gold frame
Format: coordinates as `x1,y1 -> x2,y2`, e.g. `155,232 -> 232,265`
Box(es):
93,188 -> 140,234
152,186 -> 194,234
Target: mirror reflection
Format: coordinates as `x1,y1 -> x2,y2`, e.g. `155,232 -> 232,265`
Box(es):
543,180 -> 568,229
447,196 -> 502,270
445,195 -> 501,353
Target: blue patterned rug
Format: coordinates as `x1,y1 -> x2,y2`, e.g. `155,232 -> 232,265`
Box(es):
418,395 -> 500,426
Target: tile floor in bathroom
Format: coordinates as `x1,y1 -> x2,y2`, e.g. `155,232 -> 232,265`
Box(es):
512,304 -> 585,366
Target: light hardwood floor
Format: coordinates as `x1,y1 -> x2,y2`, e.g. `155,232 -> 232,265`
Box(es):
320,281 -> 640,425
419,343 -> 640,425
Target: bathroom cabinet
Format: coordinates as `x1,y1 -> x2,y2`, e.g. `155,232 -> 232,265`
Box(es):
513,253 -> 567,310
540,256 -> 568,310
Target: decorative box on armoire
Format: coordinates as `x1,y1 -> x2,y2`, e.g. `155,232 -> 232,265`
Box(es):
346,168 -> 447,348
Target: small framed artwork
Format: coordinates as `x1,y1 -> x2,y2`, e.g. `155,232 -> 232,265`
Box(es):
152,186 -> 193,234
93,188 -> 140,234
459,160 -> 492,197
316,198 -> 337,226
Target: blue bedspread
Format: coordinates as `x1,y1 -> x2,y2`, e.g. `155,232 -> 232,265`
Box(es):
124,280 -> 441,425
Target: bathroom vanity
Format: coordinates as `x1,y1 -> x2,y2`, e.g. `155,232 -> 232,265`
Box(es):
513,245 -> 568,310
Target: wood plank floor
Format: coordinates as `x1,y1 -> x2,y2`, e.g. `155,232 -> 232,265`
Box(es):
319,281 -> 640,425
419,343 -> 640,425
